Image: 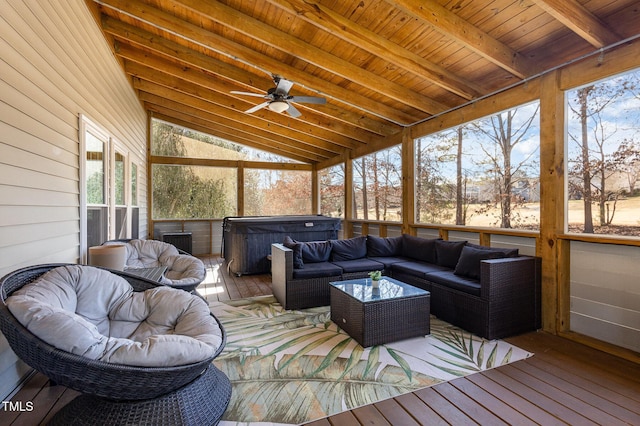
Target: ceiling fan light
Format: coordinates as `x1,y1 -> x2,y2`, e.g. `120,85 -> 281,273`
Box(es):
268,100 -> 289,113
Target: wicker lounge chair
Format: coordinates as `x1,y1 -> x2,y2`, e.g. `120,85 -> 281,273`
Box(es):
102,239 -> 206,292
0,263 -> 231,425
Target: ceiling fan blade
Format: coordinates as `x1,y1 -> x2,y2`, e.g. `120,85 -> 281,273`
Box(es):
231,91 -> 267,98
274,77 -> 294,96
286,102 -> 302,118
244,101 -> 270,114
288,96 -> 326,105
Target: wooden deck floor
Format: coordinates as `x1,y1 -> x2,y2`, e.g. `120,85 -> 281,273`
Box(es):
3,256 -> 640,425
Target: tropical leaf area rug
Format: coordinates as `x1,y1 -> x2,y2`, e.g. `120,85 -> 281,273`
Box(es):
210,295 -> 532,426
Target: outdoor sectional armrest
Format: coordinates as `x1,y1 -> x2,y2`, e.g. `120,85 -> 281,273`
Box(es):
271,243 -> 293,308
479,256 -> 537,301
272,243 -> 294,280
480,255 -> 541,335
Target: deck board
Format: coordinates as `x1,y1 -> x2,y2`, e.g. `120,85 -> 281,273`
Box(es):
3,255 -> 639,426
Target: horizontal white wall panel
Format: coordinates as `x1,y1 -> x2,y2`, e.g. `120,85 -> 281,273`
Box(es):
570,241 -> 640,352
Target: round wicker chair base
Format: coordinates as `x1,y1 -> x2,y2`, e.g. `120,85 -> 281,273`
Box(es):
48,364 -> 232,426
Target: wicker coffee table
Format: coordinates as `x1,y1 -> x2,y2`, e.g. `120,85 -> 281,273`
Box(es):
330,276 -> 430,347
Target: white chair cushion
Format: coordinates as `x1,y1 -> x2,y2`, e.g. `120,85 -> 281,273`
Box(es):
104,240 -> 205,286
123,239 -> 179,269
7,265 -> 222,367
165,254 -> 206,285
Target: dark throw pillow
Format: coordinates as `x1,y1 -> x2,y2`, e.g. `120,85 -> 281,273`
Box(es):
301,240 -> 332,263
454,245 -> 506,279
401,234 -> 439,263
366,235 -> 403,257
465,242 -> 519,258
282,236 -> 304,269
330,236 -> 367,261
435,240 -> 467,268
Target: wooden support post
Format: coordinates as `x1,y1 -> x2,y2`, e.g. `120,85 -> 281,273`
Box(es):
401,128 -> 414,235
344,153 -> 354,238
539,70 -> 565,335
237,161 -> 245,216
311,165 -> 319,214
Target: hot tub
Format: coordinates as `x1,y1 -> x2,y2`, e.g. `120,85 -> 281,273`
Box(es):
222,215 -> 341,275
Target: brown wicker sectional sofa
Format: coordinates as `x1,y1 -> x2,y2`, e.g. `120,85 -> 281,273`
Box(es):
271,234 -> 541,340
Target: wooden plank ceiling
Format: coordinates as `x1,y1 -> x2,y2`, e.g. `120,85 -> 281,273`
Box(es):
89,0 -> 639,165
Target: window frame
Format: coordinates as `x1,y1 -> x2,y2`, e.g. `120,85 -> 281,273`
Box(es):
80,115 -> 141,262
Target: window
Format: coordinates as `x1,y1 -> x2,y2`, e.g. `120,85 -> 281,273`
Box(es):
152,164 -> 237,219
80,116 -> 141,261
566,69 -> 640,237
415,102 -> 540,229
320,164 -> 345,218
84,123 -> 108,250
244,169 -> 311,216
353,146 -> 402,221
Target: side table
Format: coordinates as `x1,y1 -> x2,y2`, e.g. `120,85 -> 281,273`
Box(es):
330,276 -> 430,347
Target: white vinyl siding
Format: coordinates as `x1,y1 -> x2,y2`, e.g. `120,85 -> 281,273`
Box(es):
570,242 -> 640,353
0,0 -> 147,400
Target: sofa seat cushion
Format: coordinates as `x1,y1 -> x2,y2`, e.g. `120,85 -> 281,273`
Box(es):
292,262 -> 343,279
7,265 -> 222,367
426,270 -> 481,297
330,236 -> 367,261
367,256 -> 411,269
331,258 -> 385,273
391,260 -> 450,277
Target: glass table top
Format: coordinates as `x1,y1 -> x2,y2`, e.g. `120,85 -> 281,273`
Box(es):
330,276 -> 429,303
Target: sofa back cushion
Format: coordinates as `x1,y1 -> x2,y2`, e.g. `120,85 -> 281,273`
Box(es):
283,236 -> 304,269
435,240 -> 467,268
453,245 -> 507,279
301,240 -> 333,263
401,234 -> 439,263
366,235 -> 403,257
330,236 -> 367,261
465,242 -> 519,257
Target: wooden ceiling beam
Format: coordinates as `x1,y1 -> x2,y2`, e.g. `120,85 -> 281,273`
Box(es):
144,98 -> 337,161
135,81 -> 346,156
97,0 -> 421,124
102,16 -> 400,137
150,111 -> 323,164
174,0 -> 452,115
390,0 -> 539,79
266,0 -> 484,100
532,0 -> 621,48
118,48 -> 374,148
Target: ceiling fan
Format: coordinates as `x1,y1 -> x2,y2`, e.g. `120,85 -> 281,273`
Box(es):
231,76 -> 326,118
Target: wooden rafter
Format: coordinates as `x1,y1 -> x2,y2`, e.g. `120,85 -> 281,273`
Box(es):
532,0 -> 621,48
103,16 -> 399,138
390,0 -> 539,79
175,0 -> 453,115
88,0 -> 640,165
263,0 -> 484,100
98,0 -> 430,124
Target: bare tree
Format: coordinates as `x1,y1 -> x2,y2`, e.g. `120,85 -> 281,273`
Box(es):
568,82 -> 627,230
471,105 -> 540,228
415,132 -> 457,223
